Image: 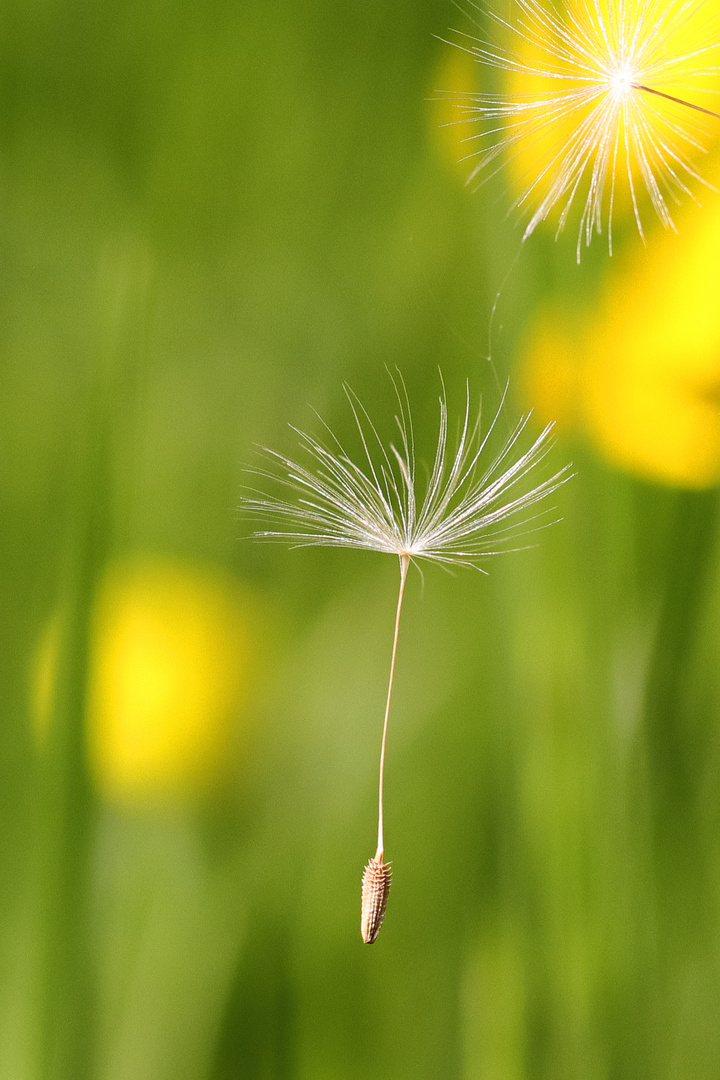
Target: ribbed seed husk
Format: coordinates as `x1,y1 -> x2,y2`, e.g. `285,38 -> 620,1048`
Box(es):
361,856 -> 392,943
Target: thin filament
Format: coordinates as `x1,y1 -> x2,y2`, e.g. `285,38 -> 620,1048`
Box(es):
376,553 -> 409,860
633,83 -> 720,120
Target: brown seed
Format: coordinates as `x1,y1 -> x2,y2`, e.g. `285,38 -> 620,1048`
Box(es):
361,855 -> 392,943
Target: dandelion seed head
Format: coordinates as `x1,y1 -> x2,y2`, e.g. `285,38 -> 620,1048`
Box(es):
445,0 -> 720,256
240,374 -> 572,572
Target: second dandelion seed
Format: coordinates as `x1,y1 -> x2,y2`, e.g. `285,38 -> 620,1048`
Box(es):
242,376 -> 571,942
447,0 -> 720,256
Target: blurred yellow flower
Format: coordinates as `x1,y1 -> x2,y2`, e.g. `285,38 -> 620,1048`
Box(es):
429,43 -> 481,176
521,163 -> 720,487
34,557 -> 262,802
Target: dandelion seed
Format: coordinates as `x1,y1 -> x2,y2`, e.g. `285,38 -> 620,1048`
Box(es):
241,374 -> 571,941
445,0 -> 720,257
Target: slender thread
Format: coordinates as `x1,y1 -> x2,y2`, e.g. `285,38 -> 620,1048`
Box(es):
634,83 -> 720,121
376,553 -> 409,860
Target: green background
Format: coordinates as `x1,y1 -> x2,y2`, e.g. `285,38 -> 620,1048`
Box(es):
2,0 -> 720,1077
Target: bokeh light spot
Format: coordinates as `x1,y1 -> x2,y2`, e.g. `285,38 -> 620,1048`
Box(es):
34,556 -> 262,803
521,163 -> 720,487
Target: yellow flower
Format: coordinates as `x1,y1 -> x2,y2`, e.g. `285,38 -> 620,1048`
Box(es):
429,43 -> 482,177
521,163 -> 720,487
34,556 -> 262,803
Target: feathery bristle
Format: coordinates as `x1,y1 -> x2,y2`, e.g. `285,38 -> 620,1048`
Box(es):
361,856 -> 392,944
242,377 -> 571,568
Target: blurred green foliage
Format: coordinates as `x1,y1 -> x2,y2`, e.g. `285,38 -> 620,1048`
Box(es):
2,0 -> 720,1078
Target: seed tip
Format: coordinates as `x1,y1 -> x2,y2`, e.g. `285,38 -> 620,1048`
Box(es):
361,855 -> 392,944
